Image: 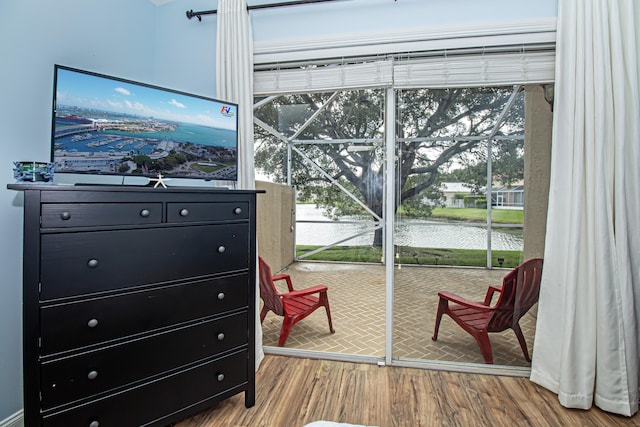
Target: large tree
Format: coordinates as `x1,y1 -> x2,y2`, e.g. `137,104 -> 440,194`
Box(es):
254,86 -> 524,246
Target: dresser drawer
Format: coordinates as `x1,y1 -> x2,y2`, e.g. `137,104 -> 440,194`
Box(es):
41,311 -> 248,409
40,274 -> 248,355
42,349 -> 249,427
167,201 -> 249,223
40,223 -> 249,300
41,203 -> 163,228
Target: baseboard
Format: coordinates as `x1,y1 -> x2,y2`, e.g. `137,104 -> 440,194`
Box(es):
0,410 -> 23,427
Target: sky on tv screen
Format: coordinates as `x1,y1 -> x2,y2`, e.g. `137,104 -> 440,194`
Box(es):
55,68 -> 237,132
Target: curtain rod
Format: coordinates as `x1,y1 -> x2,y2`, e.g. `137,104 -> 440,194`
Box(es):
186,0 -> 347,21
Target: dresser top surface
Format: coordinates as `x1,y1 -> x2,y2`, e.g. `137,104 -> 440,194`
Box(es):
7,183 -> 264,195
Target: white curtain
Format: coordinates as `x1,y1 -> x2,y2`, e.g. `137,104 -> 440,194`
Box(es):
530,0 -> 640,417
216,0 -> 264,369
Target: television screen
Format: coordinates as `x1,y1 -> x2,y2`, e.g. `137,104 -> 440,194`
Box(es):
51,65 -> 238,182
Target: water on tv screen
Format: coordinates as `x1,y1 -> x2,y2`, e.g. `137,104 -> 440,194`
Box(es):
51,65 -> 238,182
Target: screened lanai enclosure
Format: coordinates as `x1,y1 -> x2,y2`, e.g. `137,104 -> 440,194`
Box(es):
252,46 -> 554,374
255,86 -> 525,266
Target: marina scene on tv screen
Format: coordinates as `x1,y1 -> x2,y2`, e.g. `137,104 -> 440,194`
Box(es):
52,66 -> 238,181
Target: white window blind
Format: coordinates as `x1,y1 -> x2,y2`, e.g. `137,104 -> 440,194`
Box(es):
254,60 -> 393,95
393,51 -> 556,89
253,18 -> 556,94
254,51 -> 555,94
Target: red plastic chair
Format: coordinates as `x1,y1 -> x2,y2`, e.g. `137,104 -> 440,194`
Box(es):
432,258 -> 543,364
258,257 -> 335,346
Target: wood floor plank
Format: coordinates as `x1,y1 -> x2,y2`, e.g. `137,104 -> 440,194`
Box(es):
175,355 -> 640,427
390,368 -> 440,426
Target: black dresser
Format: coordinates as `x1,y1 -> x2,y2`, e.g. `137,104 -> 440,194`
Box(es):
8,184 -> 259,427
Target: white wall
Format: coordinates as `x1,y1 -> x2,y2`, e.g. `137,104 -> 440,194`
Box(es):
153,0 -> 219,100
250,0 -> 557,42
0,0 -> 157,419
0,0 -> 557,421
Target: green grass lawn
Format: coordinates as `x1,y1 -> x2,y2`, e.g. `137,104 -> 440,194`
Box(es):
431,207 -> 523,224
296,245 -> 523,268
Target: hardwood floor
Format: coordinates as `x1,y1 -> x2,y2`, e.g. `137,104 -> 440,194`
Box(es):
176,355 -> 640,427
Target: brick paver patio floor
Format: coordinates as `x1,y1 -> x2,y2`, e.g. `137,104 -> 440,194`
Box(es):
261,261 -> 537,368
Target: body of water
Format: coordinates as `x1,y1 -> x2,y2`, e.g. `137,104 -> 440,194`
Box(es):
108,124 -> 236,147
295,204 -> 523,251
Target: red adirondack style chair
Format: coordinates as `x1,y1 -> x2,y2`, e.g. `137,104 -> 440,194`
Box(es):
258,257 -> 335,347
432,258 -> 543,364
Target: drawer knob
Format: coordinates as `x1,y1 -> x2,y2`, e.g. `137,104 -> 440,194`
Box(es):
217,246 -> 226,254
89,420 -> 100,427
217,333 -> 225,341
87,319 -> 99,328
217,292 -> 225,300
140,209 -> 150,217
60,211 -> 71,220
87,259 -> 99,268
234,207 -> 242,215
87,370 -> 98,380
179,208 -> 189,217
217,373 -> 225,382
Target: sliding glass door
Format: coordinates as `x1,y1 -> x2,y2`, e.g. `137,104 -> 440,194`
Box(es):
254,89 -> 387,358
253,78 -> 546,373
390,86 -> 532,368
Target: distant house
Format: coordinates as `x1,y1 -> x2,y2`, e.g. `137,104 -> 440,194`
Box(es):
439,182 -> 474,207
435,181 -> 524,209
491,184 -> 524,209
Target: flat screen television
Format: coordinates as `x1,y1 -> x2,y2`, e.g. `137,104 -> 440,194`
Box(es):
51,65 -> 238,183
